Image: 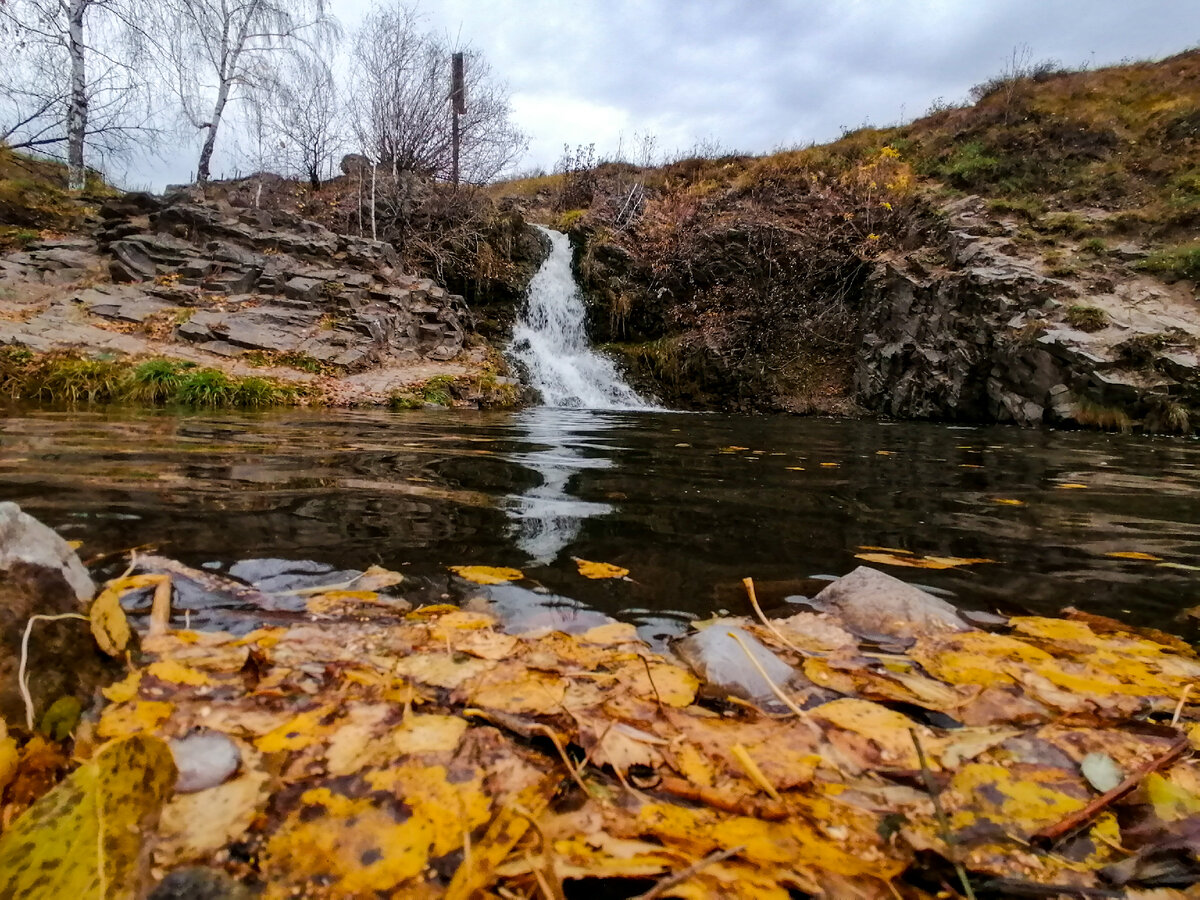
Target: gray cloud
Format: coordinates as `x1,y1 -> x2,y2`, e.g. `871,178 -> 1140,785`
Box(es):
142,0 -> 1200,186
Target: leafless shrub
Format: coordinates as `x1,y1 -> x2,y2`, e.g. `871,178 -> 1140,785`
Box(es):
348,1 -> 526,185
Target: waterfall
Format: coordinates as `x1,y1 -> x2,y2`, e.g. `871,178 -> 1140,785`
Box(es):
509,227 -> 651,410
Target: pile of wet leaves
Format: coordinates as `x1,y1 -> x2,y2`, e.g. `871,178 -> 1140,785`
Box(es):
4,557 -> 1200,899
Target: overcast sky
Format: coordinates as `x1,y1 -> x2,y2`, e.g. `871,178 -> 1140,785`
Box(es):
143,0 -> 1200,187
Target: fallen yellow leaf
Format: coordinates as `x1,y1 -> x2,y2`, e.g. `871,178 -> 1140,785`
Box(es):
574,558 -> 629,580
1056,482 -> 1088,489
0,735 -> 176,899
98,701 -> 174,740
147,659 -> 213,687
0,721 -> 16,796
991,498 -> 1024,506
156,764 -> 272,865
448,565 -> 525,585
1105,551 -> 1162,561
101,671 -> 142,704
89,582 -> 132,658
854,552 -> 994,570
255,706 -> 333,754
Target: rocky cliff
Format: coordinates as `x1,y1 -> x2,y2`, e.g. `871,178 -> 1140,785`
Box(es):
857,196 -> 1200,428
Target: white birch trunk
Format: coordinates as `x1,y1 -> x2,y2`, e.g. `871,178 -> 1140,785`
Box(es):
196,74 -> 233,184
66,0 -> 89,191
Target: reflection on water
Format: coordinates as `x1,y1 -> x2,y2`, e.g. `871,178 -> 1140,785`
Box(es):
504,407 -> 618,563
2,403 -> 1200,638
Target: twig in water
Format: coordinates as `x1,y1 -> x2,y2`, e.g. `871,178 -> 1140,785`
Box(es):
83,542 -> 158,567
743,576 -> 803,654
148,574 -> 172,637
726,630 -> 806,717
633,845 -> 746,900
20,613 -> 88,730
533,723 -> 591,798
514,804 -> 564,900
1171,683 -> 1192,727
655,773 -> 788,820
911,728 -> 976,900
640,655 -> 665,712
1031,734 -> 1188,848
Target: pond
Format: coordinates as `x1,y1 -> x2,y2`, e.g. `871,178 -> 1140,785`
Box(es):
2,404 -> 1199,642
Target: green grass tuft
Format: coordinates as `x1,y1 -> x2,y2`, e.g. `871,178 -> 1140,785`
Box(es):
31,355 -> 125,403
1136,244 -> 1200,283
1064,305 -> 1108,331
388,392 -> 424,410
125,359 -> 193,402
421,374 -> 456,406
232,376 -> 289,407
0,348 -> 305,408
174,368 -> 235,406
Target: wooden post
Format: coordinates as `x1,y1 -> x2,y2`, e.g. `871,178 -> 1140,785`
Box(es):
451,52 -> 466,186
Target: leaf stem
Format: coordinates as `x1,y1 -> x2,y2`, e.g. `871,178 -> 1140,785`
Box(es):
911,728 -> 976,900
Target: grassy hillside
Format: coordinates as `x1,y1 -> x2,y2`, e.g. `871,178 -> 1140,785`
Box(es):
492,48 -> 1200,414
0,146 -> 112,250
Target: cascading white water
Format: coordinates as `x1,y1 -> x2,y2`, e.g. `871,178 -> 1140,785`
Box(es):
509,227 -> 651,410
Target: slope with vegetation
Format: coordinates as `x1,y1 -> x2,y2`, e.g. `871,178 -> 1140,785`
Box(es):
0,148 -> 528,409
496,48 -> 1200,431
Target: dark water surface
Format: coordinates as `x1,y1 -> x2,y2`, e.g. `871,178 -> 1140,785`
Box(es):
3,404 -> 1199,640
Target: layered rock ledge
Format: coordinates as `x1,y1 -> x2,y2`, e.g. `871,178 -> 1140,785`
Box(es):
0,190 -> 517,406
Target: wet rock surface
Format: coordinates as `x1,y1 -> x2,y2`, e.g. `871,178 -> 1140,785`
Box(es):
856,195 -> 1200,427
0,503 -> 112,727
810,565 -> 969,643
0,191 -> 477,384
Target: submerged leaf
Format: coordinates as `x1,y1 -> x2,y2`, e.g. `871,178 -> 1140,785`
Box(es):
854,552 -> 994,569
155,764 -> 271,866
355,564 -> 405,590
39,697 -> 82,742
448,565 -> 525,585
574,557 -> 630,580
0,735 -> 176,899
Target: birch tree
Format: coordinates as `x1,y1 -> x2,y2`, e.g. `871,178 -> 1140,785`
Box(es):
153,0 -> 335,184
0,0 -> 152,189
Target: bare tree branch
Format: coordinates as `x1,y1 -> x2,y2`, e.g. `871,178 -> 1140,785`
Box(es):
148,0 -> 337,183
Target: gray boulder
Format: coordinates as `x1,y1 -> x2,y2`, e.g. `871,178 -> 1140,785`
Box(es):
0,502 -> 93,603
812,566 -> 968,642
675,621 -> 800,712
0,503 -> 110,726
